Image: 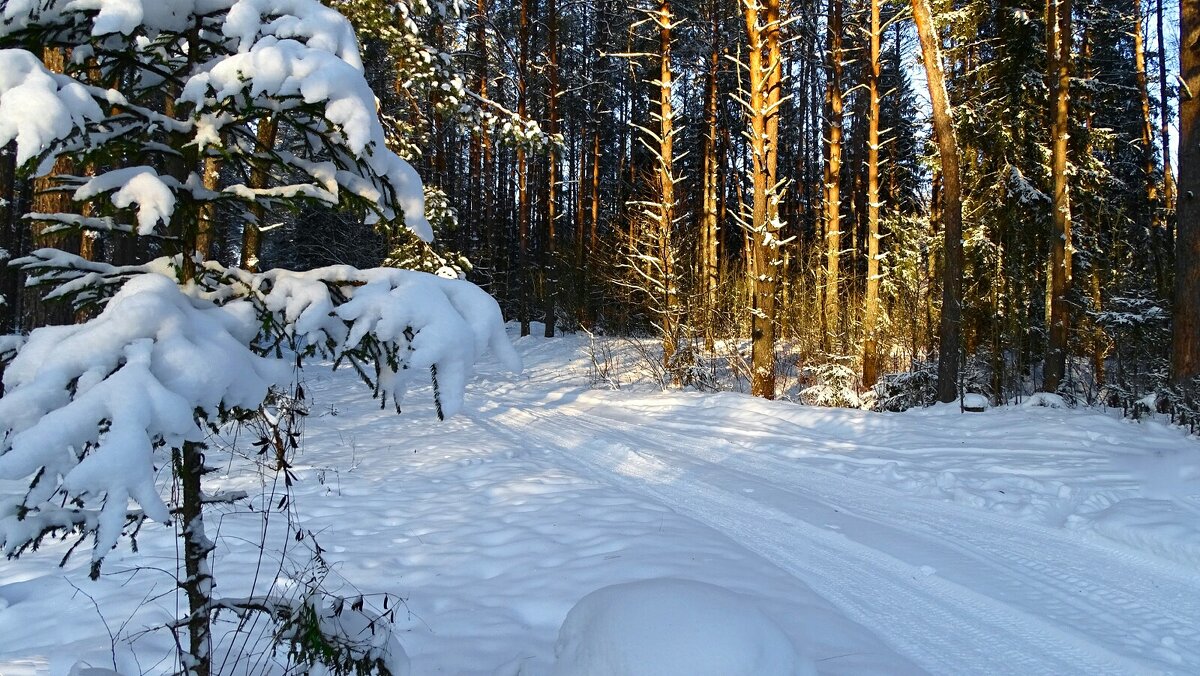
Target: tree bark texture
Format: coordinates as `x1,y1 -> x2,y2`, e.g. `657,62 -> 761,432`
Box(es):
911,0 -> 964,402
1174,0 -> 1200,382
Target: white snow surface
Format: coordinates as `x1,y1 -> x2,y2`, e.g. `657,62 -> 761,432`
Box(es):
552,578 -> 815,676
1,330 -> 1199,675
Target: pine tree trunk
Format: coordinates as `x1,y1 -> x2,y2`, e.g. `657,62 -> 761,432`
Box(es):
911,0 -> 964,403
589,130 -> 600,329
1134,0 -> 1167,297
1043,0 -> 1073,392
0,145 -> 17,335
26,47 -> 77,330
517,0 -> 532,336
241,116 -> 277,272
544,0 -> 560,337
863,0 -> 882,387
176,441 -> 213,676
470,0 -> 488,248
701,8 -> 721,352
824,0 -> 845,352
654,0 -> 679,368
195,154 -> 221,262
744,0 -> 784,398
1174,0 -> 1200,382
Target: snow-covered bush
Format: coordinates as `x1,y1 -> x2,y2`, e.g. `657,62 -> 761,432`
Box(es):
869,362 -> 938,412
1023,392 -> 1068,409
273,593 -> 412,676
383,187 -> 471,279
552,578 -> 815,676
800,362 -> 861,408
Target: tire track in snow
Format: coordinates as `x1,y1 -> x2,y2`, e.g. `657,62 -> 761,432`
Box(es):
477,403 -> 1171,675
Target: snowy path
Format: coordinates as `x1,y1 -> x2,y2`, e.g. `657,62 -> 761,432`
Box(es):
472,398 -> 1196,675
3,333 -> 1200,675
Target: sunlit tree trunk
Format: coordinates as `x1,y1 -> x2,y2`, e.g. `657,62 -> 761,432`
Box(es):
544,0 -> 560,337
27,47 -> 78,329
1134,0 -> 1168,296
823,0 -> 844,351
742,0 -> 785,398
590,130 -> 601,263
863,0 -> 882,387
1158,0 -> 1176,215
1043,0 -> 1073,392
195,154 -> 221,261
701,3 -> 721,351
911,0 -> 963,402
663,0 -> 680,365
240,116 -> 277,272
1174,0 -> 1200,382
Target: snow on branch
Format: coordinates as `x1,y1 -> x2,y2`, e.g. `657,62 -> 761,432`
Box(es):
1,0 -> 435,241
228,263 -> 522,417
223,0 -> 364,67
0,260 -> 520,570
73,167 -> 177,235
0,49 -> 103,171
0,274 -> 287,566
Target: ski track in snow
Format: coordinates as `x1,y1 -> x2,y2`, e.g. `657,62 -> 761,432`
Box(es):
478,399 -> 1198,674
474,402 -> 1193,675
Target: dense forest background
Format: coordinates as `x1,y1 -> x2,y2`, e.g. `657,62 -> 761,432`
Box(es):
1,0 -> 1197,416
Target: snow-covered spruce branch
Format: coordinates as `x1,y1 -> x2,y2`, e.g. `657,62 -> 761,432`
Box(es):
212,592 -> 410,674
0,258 -> 519,564
0,0 -> 435,244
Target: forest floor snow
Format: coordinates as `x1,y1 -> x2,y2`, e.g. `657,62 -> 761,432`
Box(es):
2,327 -> 1199,675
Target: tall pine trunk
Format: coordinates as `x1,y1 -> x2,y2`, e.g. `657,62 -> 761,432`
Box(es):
1158,0 -> 1176,216
1174,0 -> 1200,382
195,154 -> 221,262
26,47 -> 77,329
1134,0 -> 1168,297
911,0 -> 964,403
743,0 -> 784,398
470,0 -> 488,254
517,0 -> 532,336
544,0 -> 560,337
0,144 -> 17,335
657,0 -> 679,367
241,116 -> 278,272
701,4 -> 721,351
862,0 -> 882,387
1043,0 -> 1073,392
823,0 -> 845,351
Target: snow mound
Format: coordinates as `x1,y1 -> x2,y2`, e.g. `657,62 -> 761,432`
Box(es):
1069,498 -> 1200,568
962,393 -> 988,411
1023,392 -> 1068,408
551,578 -> 815,676
68,666 -> 125,676
304,601 -> 410,676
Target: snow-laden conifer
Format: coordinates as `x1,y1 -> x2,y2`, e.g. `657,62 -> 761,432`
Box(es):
0,1 -> 520,673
